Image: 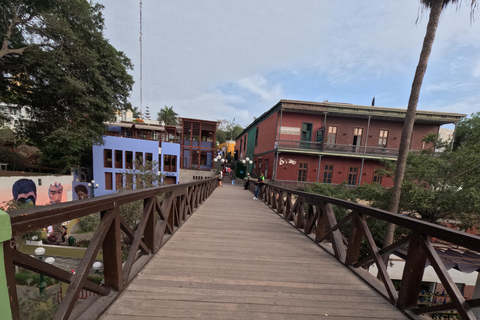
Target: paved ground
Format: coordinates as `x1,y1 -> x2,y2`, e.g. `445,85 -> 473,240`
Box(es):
100,183 -> 408,320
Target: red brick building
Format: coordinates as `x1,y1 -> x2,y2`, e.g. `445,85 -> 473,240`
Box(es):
235,100 -> 465,187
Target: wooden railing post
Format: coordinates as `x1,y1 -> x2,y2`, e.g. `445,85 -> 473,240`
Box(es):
0,210 -> 15,320
397,232 -> 427,310
102,206 -> 124,291
277,190 -> 284,215
345,213 -> 363,266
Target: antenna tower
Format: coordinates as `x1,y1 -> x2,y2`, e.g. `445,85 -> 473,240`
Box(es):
139,0 -> 143,118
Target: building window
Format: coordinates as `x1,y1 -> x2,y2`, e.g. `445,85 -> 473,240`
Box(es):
191,150 -> 199,168
200,151 -> 207,166
265,159 -> 269,179
327,126 -> 337,145
145,153 -> 153,162
373,169 -> 382,184
348,167 -> 358,185
104,149 -> 112,168
126,151 -> 133,169
243,135 -> 247,151
135,152 -> 143,166
253,161 -> 257,176
164,155 -> 177,172
323,165 -> 333,183
298,162 -> 308,182
115,173 -> 123,190
379,130 -> 389,148
259,159 -> 263,174
105,172 -> 113,190
255,127 -> 259,147
115,150 -> 123,169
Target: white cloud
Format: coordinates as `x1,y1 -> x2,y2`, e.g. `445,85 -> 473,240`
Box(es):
98,0 -> 480,126
237,74 -> 283,102
473,61 -> 480,78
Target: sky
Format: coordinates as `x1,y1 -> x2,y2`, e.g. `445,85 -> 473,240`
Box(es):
97,0 -> 480,128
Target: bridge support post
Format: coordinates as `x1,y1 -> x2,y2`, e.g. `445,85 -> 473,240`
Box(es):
0,210 -> 14,320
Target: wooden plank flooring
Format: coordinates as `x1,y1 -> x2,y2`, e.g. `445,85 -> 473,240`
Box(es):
100,184 -> 408,320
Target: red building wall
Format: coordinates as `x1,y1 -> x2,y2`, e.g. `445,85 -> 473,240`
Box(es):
278,112 -> 438,151
240,105 -> 442,186
254,112 -> 279,154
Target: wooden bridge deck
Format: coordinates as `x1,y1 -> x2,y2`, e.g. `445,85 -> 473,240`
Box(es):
100,184 -> 408,320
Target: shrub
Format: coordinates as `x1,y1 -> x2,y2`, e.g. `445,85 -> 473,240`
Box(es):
15,269 -> 57,286
75,239 -> 90,248
78,213 -> 100,232
21,230 -> 43,241
87,274 -> 104,285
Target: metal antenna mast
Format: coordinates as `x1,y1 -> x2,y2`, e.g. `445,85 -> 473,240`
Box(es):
139,0 -> 143,118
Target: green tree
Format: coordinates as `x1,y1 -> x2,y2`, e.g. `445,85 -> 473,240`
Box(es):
157,106 -> 178,125
144,106 -> 151,120
216,119 -> 243,144
130,106 -> 141,118
453,112 -> 480,150
1,0 -> 134,173
120,159 -> 164,228
384,0 -> 477,248
400,145 -> 480,226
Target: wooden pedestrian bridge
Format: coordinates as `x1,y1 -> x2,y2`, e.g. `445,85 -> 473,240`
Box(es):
3,178 -> 480,319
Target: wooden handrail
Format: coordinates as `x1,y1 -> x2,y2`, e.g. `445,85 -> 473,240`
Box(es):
4,178 -> 218,320
258,182 -> 480,320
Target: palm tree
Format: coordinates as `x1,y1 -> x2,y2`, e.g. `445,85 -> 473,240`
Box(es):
157,106 -> 178,125
383,0 -> 477,247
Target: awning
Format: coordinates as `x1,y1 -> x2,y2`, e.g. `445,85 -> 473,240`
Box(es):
396,245 -> 480,274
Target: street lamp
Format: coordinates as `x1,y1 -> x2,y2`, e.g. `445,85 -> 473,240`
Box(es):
88,180 -> 99,197
92,261 -> 103,275
34,247 -> 55,293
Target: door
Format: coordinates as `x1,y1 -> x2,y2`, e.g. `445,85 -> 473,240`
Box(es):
301,123 -> 313,149
352,127 -> 363,153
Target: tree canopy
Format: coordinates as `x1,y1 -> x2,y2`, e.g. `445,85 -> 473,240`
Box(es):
216,119 -> 243,144
1,0 -> 134,172
453,112 -> 480,150
157,106 -> 178,125
306,124 -> 480,231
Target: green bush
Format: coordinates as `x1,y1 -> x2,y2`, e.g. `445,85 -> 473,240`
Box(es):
87,274 -> 104,285
78,213 -> 100,232
75,239 -> 91,248
21,230 -> 43,240
15,269 -> 57,286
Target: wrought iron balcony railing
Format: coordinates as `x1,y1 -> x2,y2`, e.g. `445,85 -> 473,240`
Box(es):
276,140 -> 400,157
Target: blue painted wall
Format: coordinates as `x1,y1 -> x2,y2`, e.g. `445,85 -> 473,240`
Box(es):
92,136 -> 180,196
160,142 -> 180,183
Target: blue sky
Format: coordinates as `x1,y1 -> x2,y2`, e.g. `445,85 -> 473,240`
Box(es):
97,0 -> 480,127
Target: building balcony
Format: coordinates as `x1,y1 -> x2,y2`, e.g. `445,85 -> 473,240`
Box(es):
275,140 -> 400,158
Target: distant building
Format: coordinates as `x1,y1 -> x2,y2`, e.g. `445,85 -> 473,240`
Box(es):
178,117 -> 219,170
235,99 -> 465,187
216,140 -> 236,158
92,112 -> 218,196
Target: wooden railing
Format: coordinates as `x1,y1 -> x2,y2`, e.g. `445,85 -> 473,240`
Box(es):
4,178 -> 217,320
255,182 -> 480,320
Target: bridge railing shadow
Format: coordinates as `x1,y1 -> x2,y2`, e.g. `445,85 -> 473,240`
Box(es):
3,178 -> 217,320
254,182 -> 480,320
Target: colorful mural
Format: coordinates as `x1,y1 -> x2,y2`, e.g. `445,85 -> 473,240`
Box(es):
0,175 -> 73,210
72,182 -> 91,200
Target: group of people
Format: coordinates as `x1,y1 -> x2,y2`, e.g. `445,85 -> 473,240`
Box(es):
218,168 -> 265,200
217,166 -> 237,187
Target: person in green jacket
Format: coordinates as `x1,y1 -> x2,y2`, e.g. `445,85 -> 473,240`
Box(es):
253,171 -> 265,200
